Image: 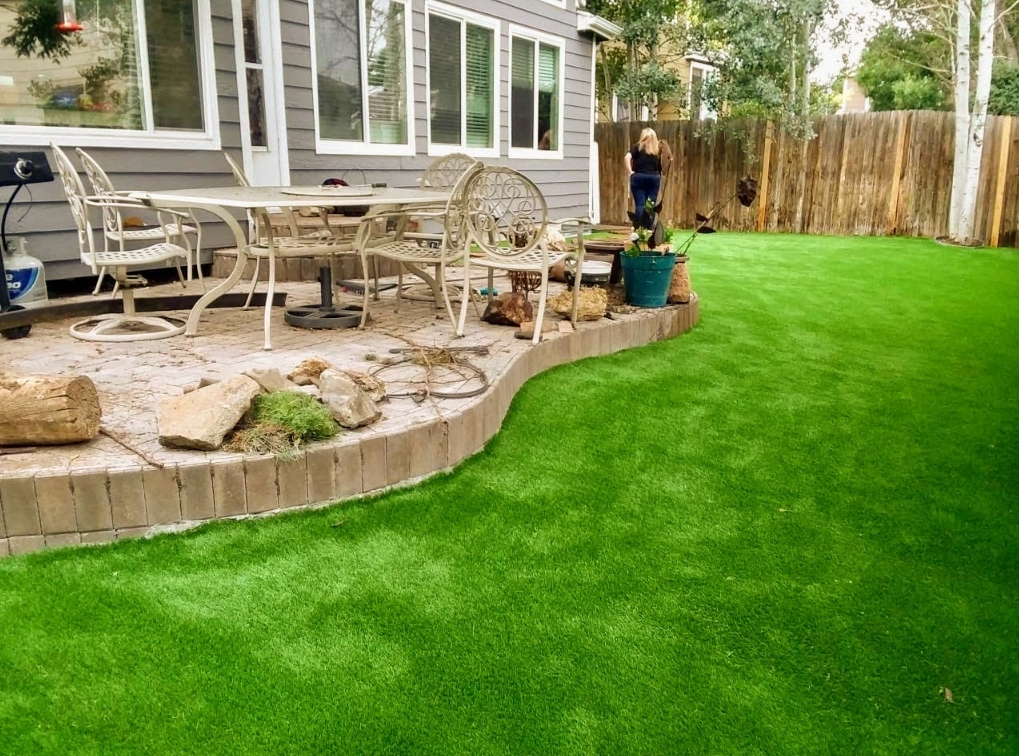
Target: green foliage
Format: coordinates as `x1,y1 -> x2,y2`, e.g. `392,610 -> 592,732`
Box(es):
890,75 -> 946,110
250,391 -> 338,443
989,63 -> 1019,116
856,24 -> 950,112
1,0 -> 78,61
588,0 -> 684,115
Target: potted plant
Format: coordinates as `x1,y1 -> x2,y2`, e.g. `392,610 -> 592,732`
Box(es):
620,199 -> 676,308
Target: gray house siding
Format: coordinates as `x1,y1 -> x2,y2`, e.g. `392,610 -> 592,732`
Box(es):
284,0 -> 596,218
2,1 -> 244,280
2,0 -> 598,281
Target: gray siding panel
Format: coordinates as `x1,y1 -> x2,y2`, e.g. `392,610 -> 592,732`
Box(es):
6,0 -> 598,281
3,0 -> 242,279
287,0 -> 596,218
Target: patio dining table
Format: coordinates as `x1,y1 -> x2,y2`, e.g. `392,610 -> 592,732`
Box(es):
131,184 -> 451,349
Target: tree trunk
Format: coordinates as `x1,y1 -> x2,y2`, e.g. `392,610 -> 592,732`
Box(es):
0,373 -> 102,446
801,20 -> 811,118
949,0 -> 972,238
959,0 -> 997,242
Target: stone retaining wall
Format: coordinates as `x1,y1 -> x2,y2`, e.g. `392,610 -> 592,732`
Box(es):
0,298 -> 698,557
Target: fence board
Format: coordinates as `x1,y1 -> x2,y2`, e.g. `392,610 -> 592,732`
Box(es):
595,111 -> 1019,247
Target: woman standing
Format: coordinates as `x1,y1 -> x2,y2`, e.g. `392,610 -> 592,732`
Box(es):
623,127 -> 663,229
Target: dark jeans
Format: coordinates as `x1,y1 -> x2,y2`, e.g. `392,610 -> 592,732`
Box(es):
630,172 -> 661,229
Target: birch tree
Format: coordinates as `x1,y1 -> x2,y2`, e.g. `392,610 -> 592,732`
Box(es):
876,0 -> 1018,242
958,0 -> 996,241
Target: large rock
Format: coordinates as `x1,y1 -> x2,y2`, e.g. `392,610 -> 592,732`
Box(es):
482,292 -> 534,326
343,371 -> 387,403
288,357 -> 331,386
319,369 -> 381,428
158,374 -> 263,450
550,287 -> 608,321
243,367 -> 296,393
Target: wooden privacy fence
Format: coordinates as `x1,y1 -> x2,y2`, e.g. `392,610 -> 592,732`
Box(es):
596,112 -> 1019,247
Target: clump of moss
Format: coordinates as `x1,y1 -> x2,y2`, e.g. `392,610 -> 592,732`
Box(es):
226,391 -> 337,457
251,391 -> 338,442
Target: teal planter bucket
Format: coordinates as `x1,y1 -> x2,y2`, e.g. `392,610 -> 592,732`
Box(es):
620,251 -> 677,308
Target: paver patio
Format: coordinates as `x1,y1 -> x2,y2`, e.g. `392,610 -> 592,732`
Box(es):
0,272 -> 698,556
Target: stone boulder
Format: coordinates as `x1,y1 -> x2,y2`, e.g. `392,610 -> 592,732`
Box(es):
319,369 -> 381,428
288,357 -> 331,386
343,371 -> 387,403
550,287 -> 607,321
244,367 -> 297,393
158,374 -> 263,450
482,292 -> 533,326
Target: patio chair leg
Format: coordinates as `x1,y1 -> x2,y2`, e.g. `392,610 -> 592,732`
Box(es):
244,258 -> 261,309
395,266 -> 403,312
431,263 -> 443,309
438,261 -> 456,327
569,253 -> 584,327
263,252 -> 276,350
487,270 -> 494,304
456,260 -> 472,337
92,267 -> 107,295
359,249 -> 371,329
532,268 -> 551,345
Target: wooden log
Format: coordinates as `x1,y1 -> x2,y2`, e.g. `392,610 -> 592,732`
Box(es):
0,373 -> 102,446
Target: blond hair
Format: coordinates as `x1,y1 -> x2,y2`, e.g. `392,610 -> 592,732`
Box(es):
638,128 -> 659,156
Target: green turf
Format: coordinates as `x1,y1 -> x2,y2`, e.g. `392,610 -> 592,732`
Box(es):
2,233 -> 1017,755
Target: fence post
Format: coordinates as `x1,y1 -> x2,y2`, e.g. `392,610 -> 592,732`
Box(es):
887,112 -> 909,235
756,122 -> 773,232
989,117 -> 1013,248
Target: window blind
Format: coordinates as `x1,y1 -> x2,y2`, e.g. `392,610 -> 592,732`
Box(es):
464,24 -> 493,148
428,14 -> 462,145
511,38 -> 535,149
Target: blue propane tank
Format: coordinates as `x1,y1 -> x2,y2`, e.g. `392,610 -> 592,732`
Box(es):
3,237 -> 48,308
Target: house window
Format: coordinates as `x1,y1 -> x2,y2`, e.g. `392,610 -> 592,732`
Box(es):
509,28 -> 563,156
312,0 -> 413,154
426,2 -> 498,156
688,61 -> 717,120
0,0 -> 212,145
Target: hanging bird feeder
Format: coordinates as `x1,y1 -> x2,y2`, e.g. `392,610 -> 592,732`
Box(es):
56,0 -> 83,33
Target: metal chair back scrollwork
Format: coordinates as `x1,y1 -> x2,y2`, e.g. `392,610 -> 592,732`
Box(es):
457,166 -> 584,344
421,153 -> 481,191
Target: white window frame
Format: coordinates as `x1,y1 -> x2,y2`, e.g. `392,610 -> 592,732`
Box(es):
0,0 -> 220,150
310,0 -> 416,157
611,93 -> 649,123
688,61 -> 717,120
507,24 -> 565,161
424,0 -> 500,159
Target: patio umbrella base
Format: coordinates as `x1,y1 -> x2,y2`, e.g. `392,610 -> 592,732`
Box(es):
284,304 -> 364,329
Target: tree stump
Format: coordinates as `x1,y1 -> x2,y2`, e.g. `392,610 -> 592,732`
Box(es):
0,373 -> 102,446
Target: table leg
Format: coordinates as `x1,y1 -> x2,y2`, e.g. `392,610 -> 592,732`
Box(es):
175,205 -> 251,338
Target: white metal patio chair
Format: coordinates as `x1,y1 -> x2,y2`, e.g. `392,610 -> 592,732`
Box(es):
421,153 -> 480,191
221,152 -> 362,349
354,162 -> 483,328
222,151 -> 361,310
456,166 -> 587,344
75,148 -> 202,296
51,144 -> 193,342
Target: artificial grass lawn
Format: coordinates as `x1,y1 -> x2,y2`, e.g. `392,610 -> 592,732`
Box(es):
2,234 -> 1017,754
